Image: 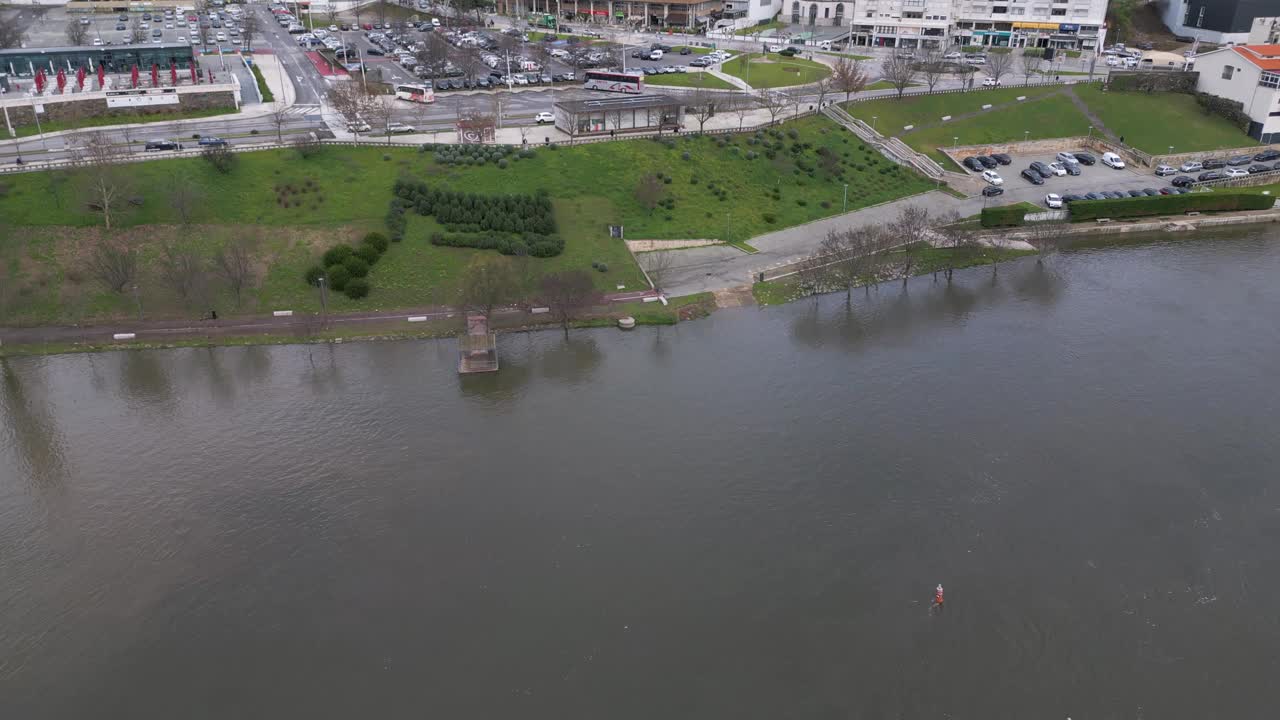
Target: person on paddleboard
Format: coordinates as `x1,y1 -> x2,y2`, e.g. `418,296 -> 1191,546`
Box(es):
933,584 -> 944,608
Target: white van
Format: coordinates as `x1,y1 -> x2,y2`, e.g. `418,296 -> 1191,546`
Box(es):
816,40 -> 832,51
1101,152 -> 1126,169
431,18 -> 441,27
649,49 -> 663,60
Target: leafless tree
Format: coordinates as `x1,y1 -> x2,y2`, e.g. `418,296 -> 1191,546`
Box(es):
635,174 -> 663,214
72,132 -> 130,231
932,211 -> 980,281
328,81 -> 377,139
415,32 -> 454,79
917,49 -> 947,93
364,93 -> 397,145
1025,219 -> 1071,264
87,239 -> 138,293
213,236 -> 256,308
880,55 -> 917,99
819,225 -> 885,300
240,12 -> 261,52
1019,51 -> 1044,86
955,62 -> 978,90
130,18 -> 148,45
813,75 -> 833,109
291,132 -> 323,158
459,256 -> 517,318
757,89 -> 788,126
268,101 -> 291,143
831,56 -> 869,102
889,205 -> 931,286
168,170 -> 202,225
727,92 -> 757,130
0,15 -> 27,49
540,270 -> 600,339
202,143 -> 237,173
685,88 -> 716,133
984,52 -> 1015,86
158,239 -> 208,307
794,252 -> 828,301
326,5 -> 339,24
779,86 -> 804,119
640,250 -> 674,293
65,19 -> 89,47
376,1 -> 389,27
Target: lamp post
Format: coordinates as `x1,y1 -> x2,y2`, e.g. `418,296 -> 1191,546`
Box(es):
1023,130 -> 1029,143
1087,125 -> 1093,139
843,183 -> 848,212
871,115 -> 877,130
132,284 -> 143,321
952,136 -> 958,149
317,275 -> 328,326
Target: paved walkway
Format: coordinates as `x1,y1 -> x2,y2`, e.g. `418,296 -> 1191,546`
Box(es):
1062,86 -> 1119,142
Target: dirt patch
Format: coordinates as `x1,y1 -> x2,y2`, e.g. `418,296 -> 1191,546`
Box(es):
712,286 -> 756,308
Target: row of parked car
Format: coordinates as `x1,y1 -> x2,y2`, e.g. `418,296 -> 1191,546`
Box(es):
432,71 -> 578,91
1048,187 -> 1193,206
1155,148 -> 1280,186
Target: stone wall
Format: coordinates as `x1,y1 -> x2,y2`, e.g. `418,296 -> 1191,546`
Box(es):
938,136 -> 1124,170
4,90 -> 236,129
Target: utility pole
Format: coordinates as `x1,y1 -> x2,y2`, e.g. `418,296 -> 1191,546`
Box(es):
132,284 -> 143,321
317,275 -> 328,326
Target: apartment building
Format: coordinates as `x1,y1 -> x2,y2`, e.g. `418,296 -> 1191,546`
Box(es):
1162,0 -> 1280,45
951,0 -> 1108,51
775,1 -> 951,48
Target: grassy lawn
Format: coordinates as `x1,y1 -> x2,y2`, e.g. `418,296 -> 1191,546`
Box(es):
734,20 -> 785,36
844,85 -> 1063,134
251,64 -> 274,102
0,115 -> 932,324
12,107 -> 237,139
908,95 -> 1092,164
1071,84 -> 1254,154
721,53 -> 830,88
644,71 -> 736,90
866,80 -> 918,91
819,52 -> 873,61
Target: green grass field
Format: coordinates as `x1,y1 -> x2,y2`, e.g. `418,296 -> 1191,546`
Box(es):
843,85 -> 1064,134
643,71 -> 736,90
1071,84 -> 1255,154
0,115 -> 932,324
908,95 -> 1093,164
721,53 -> 830,88
866,80 -> 918,91
734,20 -> 785,36
12,107 -> 237,139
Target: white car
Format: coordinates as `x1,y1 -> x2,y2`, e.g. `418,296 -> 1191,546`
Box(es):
1101,152 -> 1126,169
767,44 -> 784,52
1047,162 -> 1067,176
1180,160 -> 1204,173
386,122 -> 416,134
1225,167 -> 1250,178
1044,193 -> 1063,209
216,32 -> 226,41
178,35 -> 187,43
943,51 -> 962,60
166,22 -> 174,29
93,37 -> 104,46
347,120 -> 371,132
982,77 -> 1001,87
981,169 -> 1004,186
534,111 -> 554,124
513,74 -> 529,85
1055,151 -> 1079,165
329,24 -> 339,31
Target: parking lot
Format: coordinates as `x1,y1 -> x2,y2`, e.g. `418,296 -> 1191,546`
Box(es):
4,4 -> 246,51
960,149 -> 1176,208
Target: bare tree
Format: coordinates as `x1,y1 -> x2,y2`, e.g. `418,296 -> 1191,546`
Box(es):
918,49 -> 947,93
635,174 -> 663,214
685,88 -> 716,133
779,86 -> 804,119
130,18 -> 148,45
932,211 -> 976,282
73,132 -> 130,231
880,55 -> 917,99
757,89 -> 788,126
87,240 -> 138,293
540,270 -> 600,339
240,12 -> 261,52
168,170 -> 202,225
813,75 -> 833,109
1025,219 -> 1071,264
727,92 -> 757,130
794,252 -> 828,301
364,93 -> 396,145
291,132 -> 323,158
65,19 -> 89,47
889,205 -> 931,286
376,1 -> 389,27
640,250 -> 674,294
1019,51 -> 1044,86
327,81 -> 377,139
326,5 -> 339,24
831,56 -> 869,102
819,226 -> 883,301
268,101 -> 291,143
213,236 -> 256,308
459,256 -> 517,318
955,62 -> 978,90
158,239 -> 207,307
0,15 -> 27,49
415,32 -> 454,79
202,143 -> 237,173
984,52 -> 1015,87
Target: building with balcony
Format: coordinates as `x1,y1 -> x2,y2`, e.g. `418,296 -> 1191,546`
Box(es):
1161,0 -> 1280,45
781,0 -> 952,48
1190,44 -> 1280,143
952,0 -> 1107,50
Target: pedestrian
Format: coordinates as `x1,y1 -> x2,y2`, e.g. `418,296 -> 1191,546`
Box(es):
1055,74 -> 1060,81
1120,135 -> 1125,145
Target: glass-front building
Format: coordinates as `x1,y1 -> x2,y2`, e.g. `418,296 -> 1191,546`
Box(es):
0,43 -> 195,78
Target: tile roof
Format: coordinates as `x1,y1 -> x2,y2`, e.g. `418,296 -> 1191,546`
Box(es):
1232,45 -> 1280,70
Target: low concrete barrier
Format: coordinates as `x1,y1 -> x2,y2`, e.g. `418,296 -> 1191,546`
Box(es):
112,333 -> 136,340
982,104 -> 993,110
941,115 -> 951,121
272,310 -> 293,317
407,316 -> 428,322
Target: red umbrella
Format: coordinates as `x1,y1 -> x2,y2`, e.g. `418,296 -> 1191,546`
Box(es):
56,69 -> 66,94
97,64 -> 106,90
150,63 -> 159,88
131,65 -> 139,88
76,66 -> 86,91
170,64 -> 178,86
34,69 -> 45,94
190,64 -> 197,84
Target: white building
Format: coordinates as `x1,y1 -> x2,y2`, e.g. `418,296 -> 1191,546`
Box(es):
1248,16 -> 1280,45
765,0 -> 1106,50
1191,44 -> 1280,143
722,0 -> 782,26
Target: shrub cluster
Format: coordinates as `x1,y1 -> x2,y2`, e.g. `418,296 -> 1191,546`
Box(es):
392,179 -> 563,256
429,143 -> 535,166
980,205 -> 1028,228
430,231 -> 565,257
303,231 -> 392,299
1068,192 -> 1272,221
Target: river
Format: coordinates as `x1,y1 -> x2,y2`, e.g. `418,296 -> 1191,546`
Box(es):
2,229 -> 1279,719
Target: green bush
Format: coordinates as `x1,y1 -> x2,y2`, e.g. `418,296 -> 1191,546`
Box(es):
354,244 -> 380,265
304,265 -> 325,286
325,264 -> 351,291
1069,192 -> 1273,221
362,232 -> 389,253
343,256 -> 370,278
980,204 -> 1028,228
344,278 -> 370,299
322,244 -> 354,267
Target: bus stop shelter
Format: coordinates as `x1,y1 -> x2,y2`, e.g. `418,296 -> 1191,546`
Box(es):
553,94 -> 683,136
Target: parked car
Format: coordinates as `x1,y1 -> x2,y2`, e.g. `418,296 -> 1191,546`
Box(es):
1246,163 -> 1272,174
1141,188 -> 1160,196
977,155 -> 998,169
534,111 -> 554,124
1154,164 -> 1178,176
1253,149 -> 1280,162
1179,160 -> 1203,173
1158,187 -> 1173,195
1170,175 -> 1195,187
1030,161 -> 1053,178
1020,168 -> 1045,185
1084,192 -> 1105,200
1063,162 -> 1081,176
981,185 -> 1004,197
1073,152 -> 1096,166
197,136 -> 227,146
1101,152 -> 1126,169
962,156 -> 984,172
1225,167 -> 1250,178
1061,194 -> 1084,203
982,77 -> 1001,87
1125,190 -> 1144,198
1173,187 -> 1192,194
1198,171 -> 1225,182
386,122 -> 416,134
1044,193 -> 1063,209
981,169 -> 1004,185
1055,151 -> 1079,165
679,46 -> 692,55
1227,155 -> 1254,166
1047,162 -> 1068,176
1202,158 -> 1225,169
144,140 -> 182,151
991,153 -> 1012,165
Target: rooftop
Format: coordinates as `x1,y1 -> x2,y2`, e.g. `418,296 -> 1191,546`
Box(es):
1231,44 -> 1280,70
555,94 -> 680,114
0,43 -> 194,57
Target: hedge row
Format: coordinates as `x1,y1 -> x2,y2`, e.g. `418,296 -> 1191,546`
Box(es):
980,204 -> 1028,228
1069,192 -> 1273,221
430,231 -> 565,258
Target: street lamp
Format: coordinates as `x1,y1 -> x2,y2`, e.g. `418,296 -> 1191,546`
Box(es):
1024,130 -> 1029,143
843,183 -> 848,212
952,136 -> 958,149
871,115 -> 877,130
1087,125 -> 1093,139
